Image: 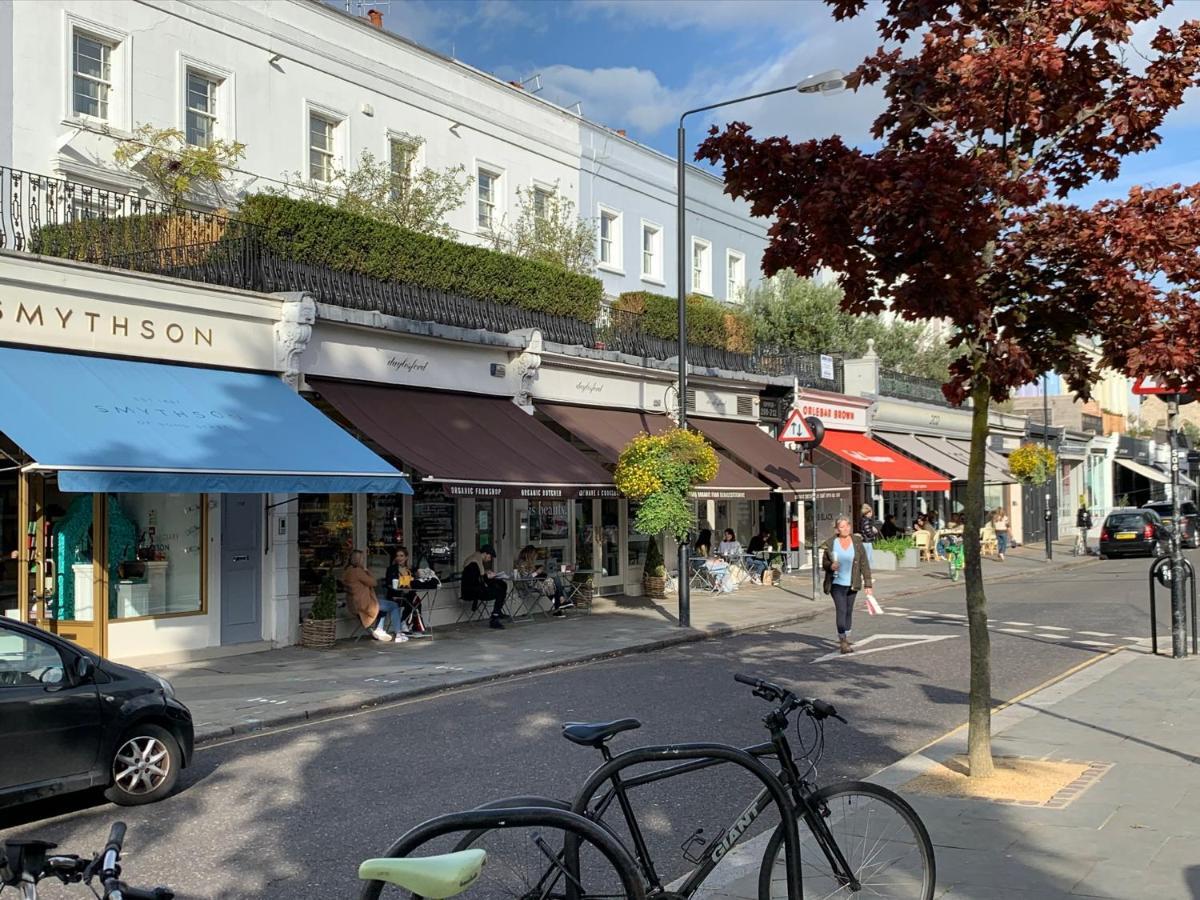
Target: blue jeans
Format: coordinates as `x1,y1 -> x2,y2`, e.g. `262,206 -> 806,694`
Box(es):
863,542 -> 874,564
996,532 -> 1009,555
374,597 -> 405,633
745,557 -> 769,578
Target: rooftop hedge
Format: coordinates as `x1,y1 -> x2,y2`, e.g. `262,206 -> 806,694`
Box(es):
615,290 -> 753,354
238,194 -> 603,321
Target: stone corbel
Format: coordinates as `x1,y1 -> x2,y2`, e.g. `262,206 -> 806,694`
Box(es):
273,292 -> 317,388
512,330 -> 544,414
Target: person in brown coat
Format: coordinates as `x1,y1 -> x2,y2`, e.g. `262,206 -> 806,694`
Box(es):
342,549 -> 407,643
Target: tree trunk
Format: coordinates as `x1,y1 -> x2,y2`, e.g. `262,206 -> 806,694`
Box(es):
964,375 -> 995,778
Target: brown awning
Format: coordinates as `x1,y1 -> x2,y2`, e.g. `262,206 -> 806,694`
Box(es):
539,403 -> 772,499
691,416 -> 849,500
311,379 -> 615,499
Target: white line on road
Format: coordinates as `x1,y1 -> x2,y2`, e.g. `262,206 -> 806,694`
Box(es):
1036,625 -> 1071,632
912,610 -> 941,615
813,633 -> 959,663
996,628 -> 1030,634
1035,633 -> 1067,640
887,606 -> 910,612
1077,631 -> 1116,637
1072,640 -> 1114,647
1003,621 -> 1036,626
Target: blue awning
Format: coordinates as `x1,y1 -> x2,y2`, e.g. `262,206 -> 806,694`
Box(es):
0,347 -> 411,494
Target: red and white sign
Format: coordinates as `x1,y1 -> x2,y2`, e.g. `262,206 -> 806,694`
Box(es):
778,409 -> 814,443
796,393 -> 869,432
1133,375 -> 1182,396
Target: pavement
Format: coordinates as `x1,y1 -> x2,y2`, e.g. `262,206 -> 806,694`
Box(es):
159,539 -> 1091,744
698,646 -> 1200,900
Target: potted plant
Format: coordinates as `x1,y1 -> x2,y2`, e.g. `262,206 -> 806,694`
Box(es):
642,536 -> 666,599
301,571 -> 338,649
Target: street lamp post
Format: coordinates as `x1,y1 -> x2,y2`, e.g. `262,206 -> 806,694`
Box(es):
674,71 -> 844,627
1043,374 -> 1053,560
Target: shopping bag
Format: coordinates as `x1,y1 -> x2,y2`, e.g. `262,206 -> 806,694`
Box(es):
864,593 -> 883,616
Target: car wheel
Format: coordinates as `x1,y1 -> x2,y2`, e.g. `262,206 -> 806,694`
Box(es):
104,723 -> 181,806
1098,553 -> 1107,560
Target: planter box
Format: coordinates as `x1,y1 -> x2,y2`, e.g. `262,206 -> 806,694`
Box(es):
871,551 -> 897,571
899,548 -> 919,569
300,617 -> 337,649
642,575 -> 666,600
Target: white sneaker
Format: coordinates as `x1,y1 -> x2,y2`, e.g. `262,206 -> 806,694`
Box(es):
372,627 -> 392,642
393,633 -> 409,643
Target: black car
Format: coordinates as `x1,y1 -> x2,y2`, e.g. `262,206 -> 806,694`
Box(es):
1142,500 -> 1200,549
1098,508 -> 1170,559
0,616 -> 193,810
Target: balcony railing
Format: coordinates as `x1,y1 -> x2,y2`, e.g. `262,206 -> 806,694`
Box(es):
879,368 -> 953,407
0,165 -> 847,391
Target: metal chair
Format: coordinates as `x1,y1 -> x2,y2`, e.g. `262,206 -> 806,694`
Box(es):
510,576 -> 549,620
914,530 -> 935,562
689,557 -> 720,592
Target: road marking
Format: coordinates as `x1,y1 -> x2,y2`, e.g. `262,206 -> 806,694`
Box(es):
1035,633 -> 1067,640
996,628 -> 1029,634
887,606 -> 910,612
1036,625 -> 1070,632
1077,631 -> 1116,637
912,609 -> 941,615
939,612 -> 966,619
813,633 -> 959,663
1004,621 -> 1036,626
1072,640 -> 1114,647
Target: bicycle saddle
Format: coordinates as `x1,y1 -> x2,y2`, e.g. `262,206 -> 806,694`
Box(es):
561,718 -> 642,748
358,849 -> 486,898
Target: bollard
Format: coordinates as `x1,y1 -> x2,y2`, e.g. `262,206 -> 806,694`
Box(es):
1149,555 -> 1198,657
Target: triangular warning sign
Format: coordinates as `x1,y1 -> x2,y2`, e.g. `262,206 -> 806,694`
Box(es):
778,409 -> 814,443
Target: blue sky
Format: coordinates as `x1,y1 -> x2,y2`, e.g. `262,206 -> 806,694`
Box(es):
357,0 -> 1200,207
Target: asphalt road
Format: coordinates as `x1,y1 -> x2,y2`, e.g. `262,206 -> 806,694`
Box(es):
2,551 -> 1187,898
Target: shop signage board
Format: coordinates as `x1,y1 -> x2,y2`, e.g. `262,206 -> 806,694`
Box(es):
440,482 -> 618,499
794,392 -> 869,432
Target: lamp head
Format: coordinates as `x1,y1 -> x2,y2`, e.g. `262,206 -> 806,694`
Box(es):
796,69 -> 846,95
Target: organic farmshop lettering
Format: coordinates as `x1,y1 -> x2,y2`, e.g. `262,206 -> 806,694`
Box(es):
0,300 -> 214,348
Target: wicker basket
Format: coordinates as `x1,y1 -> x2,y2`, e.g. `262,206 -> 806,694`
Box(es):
642,575 -> 666,599
300,616 -> 337,649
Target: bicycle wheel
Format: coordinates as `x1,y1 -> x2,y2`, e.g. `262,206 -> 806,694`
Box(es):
360,807 -> 643,900
757,781 -> 935,900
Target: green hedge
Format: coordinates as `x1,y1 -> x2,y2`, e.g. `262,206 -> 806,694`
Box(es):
615,290 -> 753,353
31,212 -> 245,263
239,194 -> 603,321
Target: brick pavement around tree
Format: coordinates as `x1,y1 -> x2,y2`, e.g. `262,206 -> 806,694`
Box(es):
693,648 -> 1200,900
149,538 -> 1089,745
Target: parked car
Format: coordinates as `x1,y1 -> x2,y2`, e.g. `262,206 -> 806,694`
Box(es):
1098,508 -> 1170,559
0,616 -> 193,810
1142,500 -> 1200,549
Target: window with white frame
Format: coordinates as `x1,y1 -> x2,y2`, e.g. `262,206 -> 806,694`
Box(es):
72,31 -> 115,120
726,250 -> 746,301
598,207 -> 622,270
477,167 -> 500,230
309,113 -> 338,183
691,238 -> 712,295
533,185 -> 553,221
389,136 -> 418,193
185,69 -> 220,147
641,221 -> 663,282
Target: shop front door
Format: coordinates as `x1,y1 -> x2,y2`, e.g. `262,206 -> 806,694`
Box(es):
574,499 -> 622,593
220,495 -> 261,645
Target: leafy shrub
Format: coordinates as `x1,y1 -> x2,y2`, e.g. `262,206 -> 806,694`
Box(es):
873,536 -> 914,561
31,212 -> 237,266
616,429 -> 719,540
309,572 -> 338,620
239,194 -> 603,321
643,535 -> 665,578
1008,444 -> 1057,485
615,290 -> 754,353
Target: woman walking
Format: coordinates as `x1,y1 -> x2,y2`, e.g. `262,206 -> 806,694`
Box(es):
992,508 -> 1010,561
821,515 -> 875,654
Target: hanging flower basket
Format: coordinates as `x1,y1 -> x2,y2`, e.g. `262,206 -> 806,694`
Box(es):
1009,444 -> 1057,485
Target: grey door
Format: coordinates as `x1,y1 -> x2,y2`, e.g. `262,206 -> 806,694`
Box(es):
220,495 -> 262,645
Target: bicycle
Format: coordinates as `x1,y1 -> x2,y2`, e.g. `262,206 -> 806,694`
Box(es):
944,534 -> 964,581
1,822 -> 173,900
454,673 -> 936,899
359,806 -> 647,899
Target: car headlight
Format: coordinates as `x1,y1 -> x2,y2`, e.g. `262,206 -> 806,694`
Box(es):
151,673 -> 176,698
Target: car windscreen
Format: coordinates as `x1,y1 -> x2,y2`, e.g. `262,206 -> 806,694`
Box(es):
1107,514 -> 1147,530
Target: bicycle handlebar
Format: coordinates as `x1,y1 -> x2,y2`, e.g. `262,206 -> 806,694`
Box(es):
734,673 -> 846,723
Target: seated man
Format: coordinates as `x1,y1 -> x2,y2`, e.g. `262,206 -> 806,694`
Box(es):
462,544 -> 509,630
880,514 -> 899,539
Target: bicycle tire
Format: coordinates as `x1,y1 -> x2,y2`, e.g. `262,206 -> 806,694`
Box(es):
756,780 -> 935,900
359,806 -> 645,900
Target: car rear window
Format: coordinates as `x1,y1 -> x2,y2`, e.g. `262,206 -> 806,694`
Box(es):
1144,504 -> 1170,514
1107,514 -> 1147,530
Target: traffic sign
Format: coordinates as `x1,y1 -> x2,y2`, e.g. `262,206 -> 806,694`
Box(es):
1133,375 -> 1183,396
778,409 -> 814,443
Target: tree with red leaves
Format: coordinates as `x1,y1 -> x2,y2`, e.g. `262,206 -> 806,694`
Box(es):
699,0 -> 1200,776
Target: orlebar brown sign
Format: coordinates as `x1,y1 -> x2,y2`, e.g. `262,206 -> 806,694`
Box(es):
796,393 -> 868,432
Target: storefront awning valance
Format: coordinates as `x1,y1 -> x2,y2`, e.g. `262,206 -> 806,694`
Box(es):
820,430 -> 951,492
690,416 -> 848,500
538,403 -> 772,499
313,380 -> 615,499
1115,457 -> 1170,484
875,431 -> 969,481
0,347 -> 411,494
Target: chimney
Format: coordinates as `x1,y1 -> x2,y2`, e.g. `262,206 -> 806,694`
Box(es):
616,129 -> 627,138
366,8 -> 383,28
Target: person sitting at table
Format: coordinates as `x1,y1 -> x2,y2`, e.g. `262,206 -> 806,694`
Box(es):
694,528 -> 713,558
462,544 -> 509,630
718,528 -> 742,557
386,546 -> 436,637
747,527 -> 773,554
343,549 -> 407,643
880,514 -> 899,539
516,544 -> 571,617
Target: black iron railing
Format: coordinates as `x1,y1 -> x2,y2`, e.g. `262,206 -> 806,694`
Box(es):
0,165 -> 848,390
879,368 -> 952,406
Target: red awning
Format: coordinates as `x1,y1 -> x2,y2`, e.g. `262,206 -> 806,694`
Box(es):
820,430 -> 951,492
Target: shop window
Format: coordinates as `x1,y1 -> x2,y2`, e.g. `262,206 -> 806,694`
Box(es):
525,500 -> 570,569
627,502 -> 649,570
367,493 -> 405,574
0,478 -> 17,618
298,493 -> 354,597
475,500 -> 496,555
107,493 -> 204,619
413,483 -> 457,582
